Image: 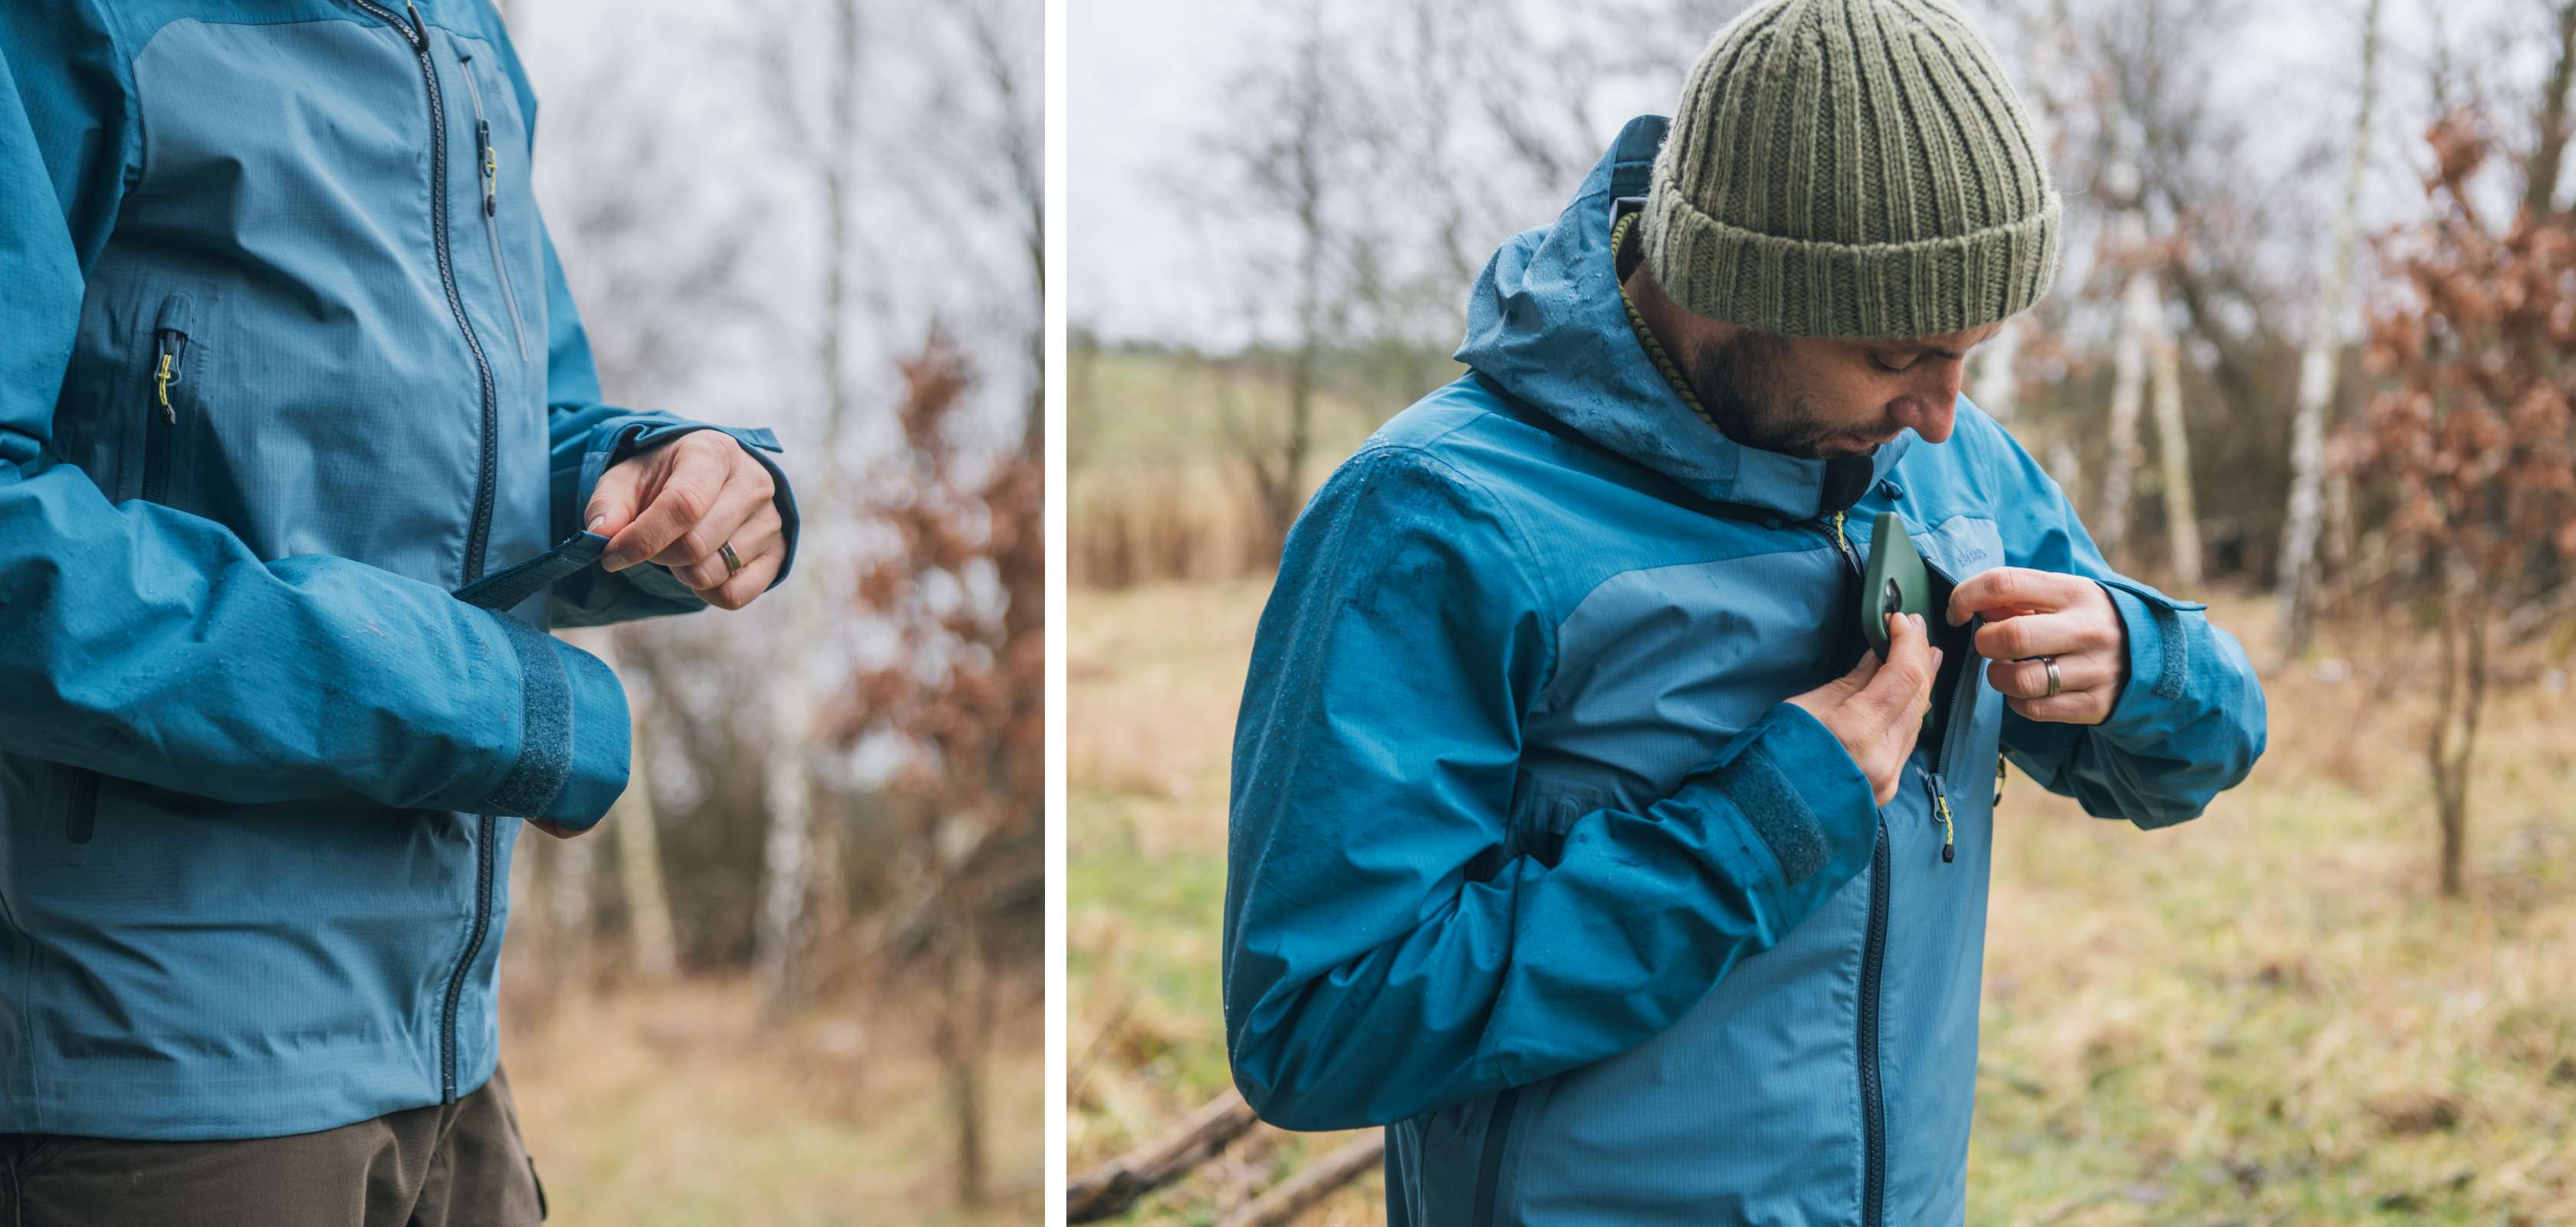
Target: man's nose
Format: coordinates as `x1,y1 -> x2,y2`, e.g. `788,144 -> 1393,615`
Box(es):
1893,366 -> 1961,442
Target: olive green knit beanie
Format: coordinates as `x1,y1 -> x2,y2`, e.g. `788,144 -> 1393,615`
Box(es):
1641,0 -> 2062,338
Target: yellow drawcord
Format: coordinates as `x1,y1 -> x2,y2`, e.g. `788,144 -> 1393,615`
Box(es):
1610,212 -> 1717,430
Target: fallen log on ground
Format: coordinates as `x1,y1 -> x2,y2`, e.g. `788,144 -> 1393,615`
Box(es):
1067,1090 -> 1260,1222
1216,1133 -> 1387,1227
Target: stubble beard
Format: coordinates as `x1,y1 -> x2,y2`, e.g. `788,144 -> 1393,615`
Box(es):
1682,331 -> 1852,460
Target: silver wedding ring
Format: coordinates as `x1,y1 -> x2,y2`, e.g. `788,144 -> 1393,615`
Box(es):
2041,655 -> 2062,698
718,541 -> 744,577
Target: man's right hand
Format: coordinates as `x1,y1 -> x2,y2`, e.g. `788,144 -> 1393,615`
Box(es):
1786,612 -> 1942,807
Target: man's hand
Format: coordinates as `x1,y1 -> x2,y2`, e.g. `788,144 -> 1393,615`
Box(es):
585,431 -> 784,610
1788,611 -> 1942,807
1946,567 -> 2128,725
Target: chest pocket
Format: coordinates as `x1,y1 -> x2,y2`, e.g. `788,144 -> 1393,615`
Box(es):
1912,516 -> 2008,843
449,36 -> 545,370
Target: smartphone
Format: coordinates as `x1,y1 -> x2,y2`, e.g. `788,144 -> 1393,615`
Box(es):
1859,511 -> 1928,660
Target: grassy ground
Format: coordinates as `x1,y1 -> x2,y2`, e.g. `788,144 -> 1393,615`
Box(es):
496,975 -> 1043,1226
1066,577 -> 2576,1225
1068,347 -> 1384,586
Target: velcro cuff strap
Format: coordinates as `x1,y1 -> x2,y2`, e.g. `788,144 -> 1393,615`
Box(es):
485,617 -> 573,817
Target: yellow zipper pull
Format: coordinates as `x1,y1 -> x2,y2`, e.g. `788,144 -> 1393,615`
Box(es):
1833,508 -> 1848,554
1937,792 -> 1955,864
155,350 -> 178,423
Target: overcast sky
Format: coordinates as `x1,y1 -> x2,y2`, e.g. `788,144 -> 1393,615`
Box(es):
1070,0 -> 2548,351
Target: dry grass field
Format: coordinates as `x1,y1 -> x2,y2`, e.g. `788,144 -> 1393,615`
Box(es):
1067,576 -> 2576,1225
495,974 -> 1045,1226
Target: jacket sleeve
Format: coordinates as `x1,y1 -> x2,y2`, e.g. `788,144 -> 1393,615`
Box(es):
0,17 -> 628,827
1222,446 -> 1885,1133
1976,410 -> 2267,827
478,27 -> 801,628
536,220 -> 801,626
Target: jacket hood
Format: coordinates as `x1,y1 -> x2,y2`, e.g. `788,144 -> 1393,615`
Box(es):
1455,114 -> 1914,519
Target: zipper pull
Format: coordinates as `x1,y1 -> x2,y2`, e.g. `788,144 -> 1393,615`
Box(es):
1833,508 -> 1848,554
154,347 -> 179,424
1927,771 -> 1956,864
478,120 -> 496,215
402,0 -> 429,49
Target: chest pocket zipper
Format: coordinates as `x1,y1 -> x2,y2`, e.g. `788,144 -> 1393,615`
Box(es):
1917,553 -> 1990,865
457,53 -> 532,364
142,293 -> 195,505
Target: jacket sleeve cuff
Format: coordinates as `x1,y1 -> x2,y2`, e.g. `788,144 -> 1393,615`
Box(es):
479,617 -> 631,827
2095,577 -> 2203,739
574,417 -> 800,590
1681,701 -> 1879,890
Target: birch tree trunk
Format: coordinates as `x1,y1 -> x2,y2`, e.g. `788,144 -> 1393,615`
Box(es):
753,0 -> 861,1025
754,577 -> 823,1020
548,814 -> 595,989
2147,313 -> 2202,584
557,626 -> 681,982
2046,438 -> 2082,509
602,628 -> 679,982
2097,215 -> 2154,564
1974,313 -> 2022,425
1976,0 -> 2070,429
2277,0 -> 2382,661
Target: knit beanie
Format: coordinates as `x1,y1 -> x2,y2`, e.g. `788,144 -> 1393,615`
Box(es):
1641,0 -> 2062,338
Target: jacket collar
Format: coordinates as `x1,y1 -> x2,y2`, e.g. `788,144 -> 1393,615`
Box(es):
1454,114 -> 1914,519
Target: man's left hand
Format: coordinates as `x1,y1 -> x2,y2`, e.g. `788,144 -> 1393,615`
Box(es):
1947,567 -> 2128,725
584,430 -> 784,611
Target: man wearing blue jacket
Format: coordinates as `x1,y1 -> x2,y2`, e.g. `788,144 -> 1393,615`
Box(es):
1222,1 -> 2267,1223
0,2 -> 797,1222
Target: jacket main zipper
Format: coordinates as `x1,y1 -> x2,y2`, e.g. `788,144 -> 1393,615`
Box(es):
1817,508 -> 1888,1225
1859,819 -> 1890,1226
1470,1085 -> 1523,1226
455,55 -> 531,363
355,0 -> 501,586
353,0 -> 503,1107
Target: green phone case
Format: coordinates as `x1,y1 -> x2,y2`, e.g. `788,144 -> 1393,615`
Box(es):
1860,511 -> 1928,659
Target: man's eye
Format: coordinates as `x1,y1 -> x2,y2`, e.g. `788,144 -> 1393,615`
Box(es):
1871,353 -> 1914,373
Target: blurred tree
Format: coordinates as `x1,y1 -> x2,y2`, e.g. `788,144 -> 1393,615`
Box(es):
528,18 -> 767,989
2148,281 -> 2203,584
2277,0 -> 2384,665
1204,0 -> 1367,562
2074,0 -> 2315,583
831,331 -> 1044,1206
2526,1 -> 2576,222
2095,169 -> 2160,567
598,628 -> 680,982
2348,113 -> 2576,897
748,0 -> 867,1024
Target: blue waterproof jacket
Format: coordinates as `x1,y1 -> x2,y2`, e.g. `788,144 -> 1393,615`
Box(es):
0,0 -> 796,1140
1223,117 -> 2266,1225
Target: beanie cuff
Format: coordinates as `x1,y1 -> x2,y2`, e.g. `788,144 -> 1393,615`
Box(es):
1640,183 -> 2062,338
